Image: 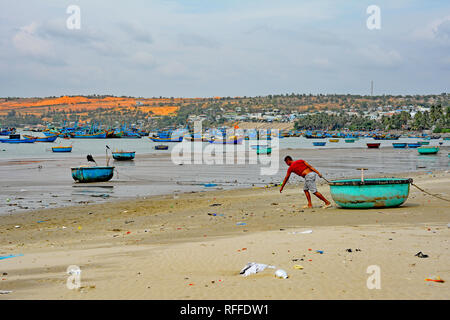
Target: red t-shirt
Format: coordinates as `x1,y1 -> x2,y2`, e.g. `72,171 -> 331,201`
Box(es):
287,160 -> 308,177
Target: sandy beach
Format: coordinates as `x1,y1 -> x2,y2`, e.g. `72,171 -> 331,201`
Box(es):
0,170 -> 449,300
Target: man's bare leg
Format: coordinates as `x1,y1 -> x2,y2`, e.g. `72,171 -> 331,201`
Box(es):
303,190 -> 313,208
313,191 -> 331,208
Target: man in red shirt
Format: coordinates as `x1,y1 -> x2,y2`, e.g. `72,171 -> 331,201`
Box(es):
280,155 -> 331,209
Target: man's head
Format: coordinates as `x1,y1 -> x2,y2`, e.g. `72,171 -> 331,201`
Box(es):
284,155 -> 293,166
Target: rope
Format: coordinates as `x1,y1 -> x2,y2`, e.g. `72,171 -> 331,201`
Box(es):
411,182 -> 450,202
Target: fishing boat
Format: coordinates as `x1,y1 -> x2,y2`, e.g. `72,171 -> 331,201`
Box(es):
208,136 -> 243,144
71,166 -> 114,183
155,145 -> 169,150
0,128 -> 16,136
121,132 -> 141,139
329,178 -> 412,209
407,143 -> 421,148
418,141 -> 430,145
373,134 -> 400,140
112,151 -> 135,160
313,142 -> 326,146
149,136 -> 183,142
366,143 -> 380,149
52,146 -> 72,153
345,139 -> 356,143
417,146 -> 439,155
43,130 -> 61,137
184,136 -> 204,142
0,134 -> 36,143
72,132 -> 107,139
329,139 -> 339,143
23,134 -> 57,142
392,143 -> 407,149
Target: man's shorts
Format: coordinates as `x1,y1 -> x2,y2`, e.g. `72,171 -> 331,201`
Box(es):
303,172 -> 317,193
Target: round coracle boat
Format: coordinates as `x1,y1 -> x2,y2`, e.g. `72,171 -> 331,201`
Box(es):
329,178 -> 413,209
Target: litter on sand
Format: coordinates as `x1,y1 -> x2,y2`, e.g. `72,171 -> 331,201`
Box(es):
275,269 -> 288,279
0,290 -> 12,294
425,276 -> 445,283
0,254 -> 24,260
289,230 -> 313,234
293,265 -> 304,270
236,222 -> 247,226
415,251 -> 429,258
240,262 -> 275,277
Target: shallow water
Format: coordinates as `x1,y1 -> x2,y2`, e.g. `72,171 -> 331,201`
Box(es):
0,132 -> 448,215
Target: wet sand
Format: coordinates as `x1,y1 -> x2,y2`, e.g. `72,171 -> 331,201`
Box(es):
0,170 -> 449,299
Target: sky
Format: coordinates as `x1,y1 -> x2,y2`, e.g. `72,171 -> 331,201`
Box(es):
0,0 -> 449,97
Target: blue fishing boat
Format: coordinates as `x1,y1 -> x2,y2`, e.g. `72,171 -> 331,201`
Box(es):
52,146 -> 72,153
0,134 -> 36,143
72,132 -> 107,139
122,132 -> 141,139
209,136 -> 243,144
24,134 -> 57,142
329,178 -> 412,209
0,128 -> 16,136
150,136 -> 183,142
71,166 -> 114,183
313,142 -> 326,146
112,151 -> 135,160
392,143 -> 407,148
407,143 -> 421,148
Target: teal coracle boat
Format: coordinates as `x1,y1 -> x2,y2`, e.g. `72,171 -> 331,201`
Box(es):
71,166 -> 114,183
329,178 -> 412,209
52,146 -> 72,152
256,147 -> 272,154
417,146 -> 439,155
112,151 -> 135,160
392,143 -> 407,148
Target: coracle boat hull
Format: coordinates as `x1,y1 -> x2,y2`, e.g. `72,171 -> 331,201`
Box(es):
417,147 -> 439,154
112,151 -> 135,160
329,178 -> 412,209
71,166 -> 114,183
